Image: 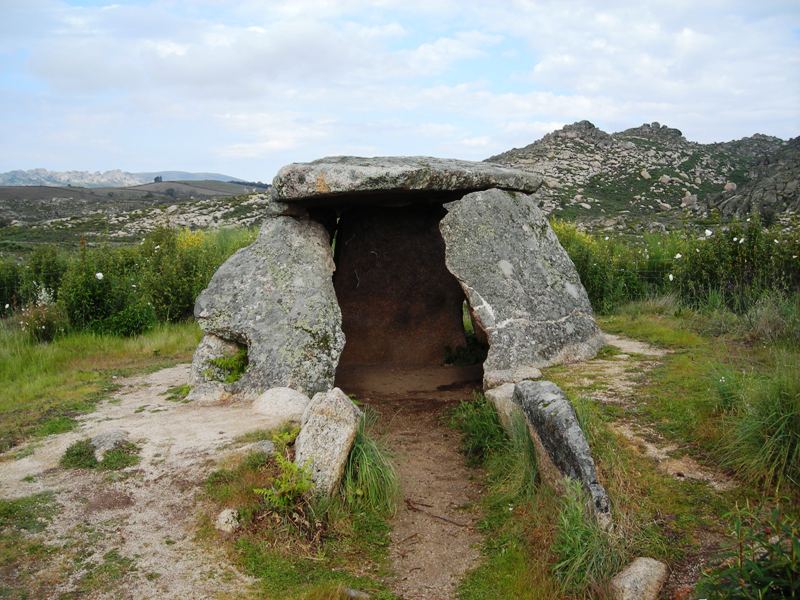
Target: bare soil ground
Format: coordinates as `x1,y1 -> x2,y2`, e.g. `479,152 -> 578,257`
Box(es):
0,364 -> 293,599
343,366 -> 485,600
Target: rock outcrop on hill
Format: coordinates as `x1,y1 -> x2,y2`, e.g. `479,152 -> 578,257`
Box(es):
487,121 -> 790,229
710,136 -> 800,219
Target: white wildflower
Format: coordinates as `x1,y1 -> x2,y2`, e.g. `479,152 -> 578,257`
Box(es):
739,238 -> 745,244
668,273 -> 674,281
774,239 -> 779,244
733,237 -> 738,242
674,253 -> 682,259
604,236 -> 609,240
705,229 -> 713,237
4,303 -> 8,309
95,272 -> 104,280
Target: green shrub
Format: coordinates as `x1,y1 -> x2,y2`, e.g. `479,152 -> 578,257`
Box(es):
449,392 -> 507,466
0,259 -> 22,310
551,218 -> 800,314
720,357 -> 800,493
270,423 -> 301,454
551,480 -> 625,595
58,252 -> 119,328
19,245 -> 68,304
696,504 -> 799,599
16,303 -> 67,342
341,410 -> 399,515
95,301 -> 157,337
254,453 -> 314,513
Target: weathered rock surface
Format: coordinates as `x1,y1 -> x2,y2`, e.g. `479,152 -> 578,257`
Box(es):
485,383 -> 516,430
610,557 -> 669,600
295,388 -> 362,495
191,216 -> 344,399
214,508 -> 240,534
440,188 -> 604,374
513,380 -> 611,523
483,366 -> 542,390
90,429 -> 129,460
251,387 -> 312,424
250,440 -> 276,456
272,155 -> 541,203
711,136 -> 799,218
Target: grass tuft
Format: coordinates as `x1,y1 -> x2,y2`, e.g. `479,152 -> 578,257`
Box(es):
720,357 -> 800,493
341,409 -> 399,516
60,439 -> 140,471
60,439 -> 98,469
449,392 -> 507,466
552,480 -> 625,595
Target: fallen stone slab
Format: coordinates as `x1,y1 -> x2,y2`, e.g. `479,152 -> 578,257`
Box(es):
441,189 -> 604,375
610,557 -> 668,600
272,155 -> 541,204
251,387 -> 312,424
294,388 -> 362,496
513,380 -> 611,525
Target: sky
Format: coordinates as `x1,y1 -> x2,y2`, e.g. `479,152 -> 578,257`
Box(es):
1,0 -> 799,181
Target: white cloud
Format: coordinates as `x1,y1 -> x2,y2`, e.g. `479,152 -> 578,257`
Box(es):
0,0 -> 798,178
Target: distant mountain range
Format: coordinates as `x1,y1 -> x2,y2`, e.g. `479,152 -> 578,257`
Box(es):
0,169 -> 244,188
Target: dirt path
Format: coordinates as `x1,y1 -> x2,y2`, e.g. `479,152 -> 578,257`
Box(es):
0,364 -> 293,599
346,367 -> 485,600
580,334 -> 734,490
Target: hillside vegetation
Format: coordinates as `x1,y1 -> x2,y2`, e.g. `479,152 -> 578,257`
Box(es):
488,120 -> 797,231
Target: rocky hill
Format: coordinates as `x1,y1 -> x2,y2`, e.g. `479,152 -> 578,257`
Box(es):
710,136 -> 800,221
0,168 -> 243,188
487,121 -> 794,231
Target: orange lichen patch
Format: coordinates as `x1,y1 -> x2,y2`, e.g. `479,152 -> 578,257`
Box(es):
315,174 -> 331,194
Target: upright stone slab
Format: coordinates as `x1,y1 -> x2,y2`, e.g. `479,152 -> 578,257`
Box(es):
295,388 -> 363,495
190,216 -> 345,400
440,188 -> 604,377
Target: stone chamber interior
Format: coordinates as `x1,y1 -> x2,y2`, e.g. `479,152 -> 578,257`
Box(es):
318,202 -> 488,396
